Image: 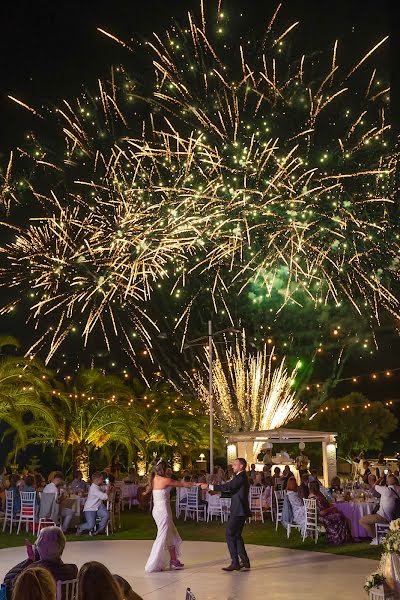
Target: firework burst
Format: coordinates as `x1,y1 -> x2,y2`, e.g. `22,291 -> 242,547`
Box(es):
0,1 -> 399,361
194,335 -> 303,434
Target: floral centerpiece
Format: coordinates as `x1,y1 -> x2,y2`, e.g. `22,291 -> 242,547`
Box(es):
364,572 -> 385,593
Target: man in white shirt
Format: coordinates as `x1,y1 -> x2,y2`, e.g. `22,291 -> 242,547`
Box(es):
359,474 -> 400,542
77,472 -> 109,535
42,472 -> 74,533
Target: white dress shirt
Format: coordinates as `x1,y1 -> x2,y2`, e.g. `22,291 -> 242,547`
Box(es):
375,484 -> 400,521
83,483 -> 108,512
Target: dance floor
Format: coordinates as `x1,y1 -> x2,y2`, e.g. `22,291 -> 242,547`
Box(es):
0,540 -> 374,599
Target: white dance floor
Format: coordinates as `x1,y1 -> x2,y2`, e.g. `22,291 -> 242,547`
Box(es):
0,540 -> 375,599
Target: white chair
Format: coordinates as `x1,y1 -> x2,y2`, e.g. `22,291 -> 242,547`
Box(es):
17,491 -> 36,534
207,495 -> 224,522
185,589 -> 196,600
2,490 -> 19,533
375,522 -> 390,544
176,487 -> 188,519
56,578 -> 77,600
249,486 -> 264,523
37,519 -> 58,536
274,490 -> 285,530
303,497 -> 319,543
184,488 -> 207,522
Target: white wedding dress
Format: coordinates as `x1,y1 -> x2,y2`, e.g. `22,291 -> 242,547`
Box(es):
145,487 -> 182,573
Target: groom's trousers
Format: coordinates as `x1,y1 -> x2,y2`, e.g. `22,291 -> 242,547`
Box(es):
226,516 -> 249,564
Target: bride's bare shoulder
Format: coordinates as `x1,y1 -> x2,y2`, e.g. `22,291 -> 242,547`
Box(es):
152,475 -> 171,490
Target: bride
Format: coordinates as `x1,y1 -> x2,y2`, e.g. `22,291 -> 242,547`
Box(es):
145,459 -> 196,572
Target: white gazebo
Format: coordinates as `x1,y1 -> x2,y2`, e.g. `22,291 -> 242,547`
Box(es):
226,427 -> 337,487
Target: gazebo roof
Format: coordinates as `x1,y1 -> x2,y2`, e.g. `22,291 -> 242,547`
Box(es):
227,427 -> 337,444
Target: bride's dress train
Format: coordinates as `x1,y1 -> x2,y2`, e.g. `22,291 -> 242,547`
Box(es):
145,487 -> 182,573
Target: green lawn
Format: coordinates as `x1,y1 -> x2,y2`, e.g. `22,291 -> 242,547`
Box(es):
0,510 -> 382,561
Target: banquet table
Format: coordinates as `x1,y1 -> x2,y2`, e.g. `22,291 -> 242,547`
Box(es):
334,500 -> 379,538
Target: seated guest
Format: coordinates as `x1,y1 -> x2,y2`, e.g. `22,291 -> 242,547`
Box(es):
249,464 -> 257,480
360,474 -> 400,543
253,472 -> 265,487
328,476 -> 342,496
23,475 -> 36,492
362,461 -> 372,484
272,467 -> 282,487
308,481 -> 351,545
298,474 -> 310,499
286,477 -> 306,535
12,567 -> 56,600
8,474 -> 21,514
34,472 -> 46,492
367,474 -> 381,498
262,475 -> 274,509
78,561 -> 123,600
4,526 -> 77,598
125,467 -> 139,484
309,469 -> 324,487
77,472 -> 109,535
262,465 -> 271,478
69,470 -> 88,494
113,574 -> 144,600
41,472 -> 74,533
282,465 -> 295,489
377,453 -> 386,465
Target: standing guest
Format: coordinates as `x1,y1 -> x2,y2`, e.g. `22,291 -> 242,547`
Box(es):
12,567 -> 56,600
377,453 -> 386,465
69,470 -> 88,494
77,472 -> 109,536
298,474 -> 310,499
286,477 -> 306,535
3,526 -> 77,597
295,450 -> 309,478
34,473 -> 45,492
249,464 -> 257,480
262,475 -> 274,509
41,472 -> 74,533
359,474 -> 400,543
308,481 -> 351,545
282,465 -> 295,489
78,561 -> 123,600
362,461 -> 372,484
200,458 -> 251,572
110,454 -> 123,479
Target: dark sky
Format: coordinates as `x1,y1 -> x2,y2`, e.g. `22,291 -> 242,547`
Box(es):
0,0 -> 399,402
1,0 -> 398,150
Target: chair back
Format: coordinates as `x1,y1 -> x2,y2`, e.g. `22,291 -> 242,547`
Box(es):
4,490 -> 14,515
20,491 -> 36,512
39,493 -> 59,522
303,497 -> 318,541
56,579 -> 77,600
186,488 -> 199,508
250,486 -> 263,497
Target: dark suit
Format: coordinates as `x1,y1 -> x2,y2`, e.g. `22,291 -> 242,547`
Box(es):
212,470 -> 251,565
4,557 -> 78,599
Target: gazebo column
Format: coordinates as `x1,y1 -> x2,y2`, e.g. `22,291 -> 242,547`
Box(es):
322,435 -> 337,487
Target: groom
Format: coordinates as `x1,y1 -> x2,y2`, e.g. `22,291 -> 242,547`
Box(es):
201,457 -> 251,571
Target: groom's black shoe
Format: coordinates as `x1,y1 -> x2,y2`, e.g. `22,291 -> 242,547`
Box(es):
222,562 -> 241,572
239,560 -> 251,571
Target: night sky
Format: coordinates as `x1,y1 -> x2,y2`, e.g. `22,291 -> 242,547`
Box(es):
0,0 -> 400,404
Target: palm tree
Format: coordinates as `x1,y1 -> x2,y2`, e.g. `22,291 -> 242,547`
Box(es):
0,354 -> 56,462
132,380 -> 220,469
24,369 -> 144,479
